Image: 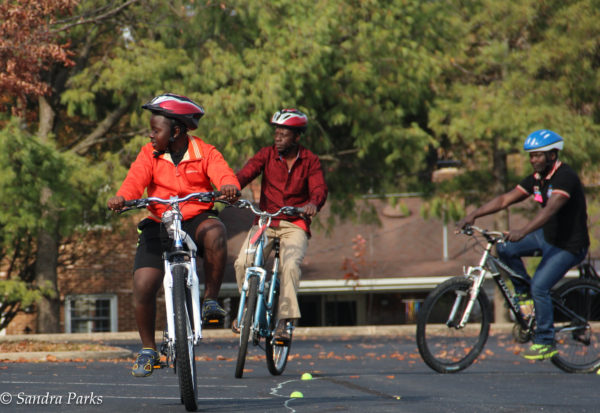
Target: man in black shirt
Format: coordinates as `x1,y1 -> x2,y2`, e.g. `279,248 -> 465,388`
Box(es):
457,130 -> 589,360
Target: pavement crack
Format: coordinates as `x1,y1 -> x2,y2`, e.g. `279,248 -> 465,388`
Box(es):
321,376 -> 397,400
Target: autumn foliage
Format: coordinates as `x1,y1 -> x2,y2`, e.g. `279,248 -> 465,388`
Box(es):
0,0 -> 77,109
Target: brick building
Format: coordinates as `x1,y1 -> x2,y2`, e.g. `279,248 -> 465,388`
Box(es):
4,194 -> 597,335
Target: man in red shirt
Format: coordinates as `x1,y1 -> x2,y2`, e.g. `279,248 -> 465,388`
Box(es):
108,93 -> 240,377
233,109 -> 328,342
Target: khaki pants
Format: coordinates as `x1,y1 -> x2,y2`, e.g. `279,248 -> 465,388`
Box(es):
234,220 -> 308,320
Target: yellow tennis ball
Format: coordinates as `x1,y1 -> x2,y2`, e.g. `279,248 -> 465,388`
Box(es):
301,373 -> 313,380
596,368 -> 600,375
290,391 -> 304,398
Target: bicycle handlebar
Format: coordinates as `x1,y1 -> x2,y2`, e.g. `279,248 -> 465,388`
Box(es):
460,225 -> 506,242
234,199 -> 306,218
119,191 -> 235,213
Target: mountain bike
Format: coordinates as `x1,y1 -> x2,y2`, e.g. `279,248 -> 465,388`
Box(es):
416,225 -> 600,374
121,191 -> 226,411
232,199 -> 305,378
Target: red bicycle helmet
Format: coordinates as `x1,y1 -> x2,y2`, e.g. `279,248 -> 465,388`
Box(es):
270,109 -> 308,133
142,93 -> 204,130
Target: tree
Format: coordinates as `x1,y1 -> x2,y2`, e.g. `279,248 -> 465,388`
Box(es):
427,0 -> 600,228
0,0 -> 76,113
179,0 -> 460,225
0,0 -> 146,332
0,119 -> 105,330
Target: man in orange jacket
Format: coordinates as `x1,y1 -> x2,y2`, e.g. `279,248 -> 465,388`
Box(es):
108,93 -> 240,377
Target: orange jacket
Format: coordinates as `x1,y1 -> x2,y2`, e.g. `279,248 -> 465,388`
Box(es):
116,135 -> 240,221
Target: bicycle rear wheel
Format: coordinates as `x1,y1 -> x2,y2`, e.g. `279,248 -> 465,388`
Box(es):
416,277 -> 491,373
266,280 -> 291,375
235,275 -> 258,378
173,265 -> 198,411
551,279 -> 600,373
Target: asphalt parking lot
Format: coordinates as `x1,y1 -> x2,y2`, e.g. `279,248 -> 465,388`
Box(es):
1,325 -> 599,412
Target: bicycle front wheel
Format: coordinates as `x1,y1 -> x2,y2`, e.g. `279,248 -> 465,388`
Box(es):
266,281 -> 291,375
235,276 -> 258,378
551,279 -> 600,373
416,277 -> 491,373
173,265 -> 198,411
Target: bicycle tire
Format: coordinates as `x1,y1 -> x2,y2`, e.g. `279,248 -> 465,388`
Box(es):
173,265 -> 198,411
551,279 -> 600,373
416,276 -> 491,373
266,280 -> 291,375
235,275 -> 258,378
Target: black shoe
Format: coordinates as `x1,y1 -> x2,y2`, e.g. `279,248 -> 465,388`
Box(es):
273,319 -> 291,345
202,299 -> 226,328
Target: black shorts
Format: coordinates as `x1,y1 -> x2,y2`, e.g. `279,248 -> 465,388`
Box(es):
133,211 -> 221,271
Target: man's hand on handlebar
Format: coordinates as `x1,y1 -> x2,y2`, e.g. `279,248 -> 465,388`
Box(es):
301,203 -> 318,218
107,195 -> 126,211
455,214 -> 475,234
218,185 -> 241,203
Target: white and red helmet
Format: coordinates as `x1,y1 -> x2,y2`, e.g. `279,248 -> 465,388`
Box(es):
270,109 -> 307,133
142,93 -> 205,130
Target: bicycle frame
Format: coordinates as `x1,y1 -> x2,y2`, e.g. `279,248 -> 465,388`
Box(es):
458,235 -> 531,330
458,226 -> 589,332
162,205 -> 203,354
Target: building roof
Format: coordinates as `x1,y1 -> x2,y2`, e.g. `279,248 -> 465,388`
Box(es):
218,196 -> 543,285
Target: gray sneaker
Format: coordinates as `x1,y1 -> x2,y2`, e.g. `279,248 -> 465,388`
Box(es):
132,348 -> 161,377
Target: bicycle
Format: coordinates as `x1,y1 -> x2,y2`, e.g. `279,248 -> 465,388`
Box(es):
416,225 -> 600,374
120,191 -> 227,411
232,199 -> 305,378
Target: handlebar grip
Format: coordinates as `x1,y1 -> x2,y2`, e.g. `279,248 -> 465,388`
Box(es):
282,206 -> 305,216
212,190 -> 241,199
123,199 -> 140,208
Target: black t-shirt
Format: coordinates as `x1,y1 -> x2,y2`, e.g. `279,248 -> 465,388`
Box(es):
518,162 -> 589,254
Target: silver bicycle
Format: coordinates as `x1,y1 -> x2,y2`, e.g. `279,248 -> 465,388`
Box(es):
121,191 -> 226,411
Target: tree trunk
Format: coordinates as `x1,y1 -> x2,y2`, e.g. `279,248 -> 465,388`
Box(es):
35,192 -> 61,333
34,96 -> 61,333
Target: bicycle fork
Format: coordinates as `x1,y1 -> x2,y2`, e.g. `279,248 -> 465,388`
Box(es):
164,262 -> 203,347
448,266 -> 487,328
237,267 -> 267,331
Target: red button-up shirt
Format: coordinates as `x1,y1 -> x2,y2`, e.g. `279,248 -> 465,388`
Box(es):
236,145 -> 328,234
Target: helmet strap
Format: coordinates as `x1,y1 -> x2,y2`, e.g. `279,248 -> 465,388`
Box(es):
541,151 -> 558,175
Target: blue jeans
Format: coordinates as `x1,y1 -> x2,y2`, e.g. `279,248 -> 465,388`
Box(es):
496,228 -> 587,345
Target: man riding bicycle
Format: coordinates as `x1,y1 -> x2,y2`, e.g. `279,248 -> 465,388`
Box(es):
233,109 -> 328,343
457,130 -> 589,360
107,93 -> 240,377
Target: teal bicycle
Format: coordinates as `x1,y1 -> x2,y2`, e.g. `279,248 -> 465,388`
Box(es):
233,199 -> 305,378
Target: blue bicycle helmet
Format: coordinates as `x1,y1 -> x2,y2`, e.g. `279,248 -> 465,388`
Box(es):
523,129 -> 564,152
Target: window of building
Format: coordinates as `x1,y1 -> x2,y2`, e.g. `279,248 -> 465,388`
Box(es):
65,295 -> 117,333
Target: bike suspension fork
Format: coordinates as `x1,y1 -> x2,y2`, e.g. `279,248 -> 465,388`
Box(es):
457,266 -> 488,328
